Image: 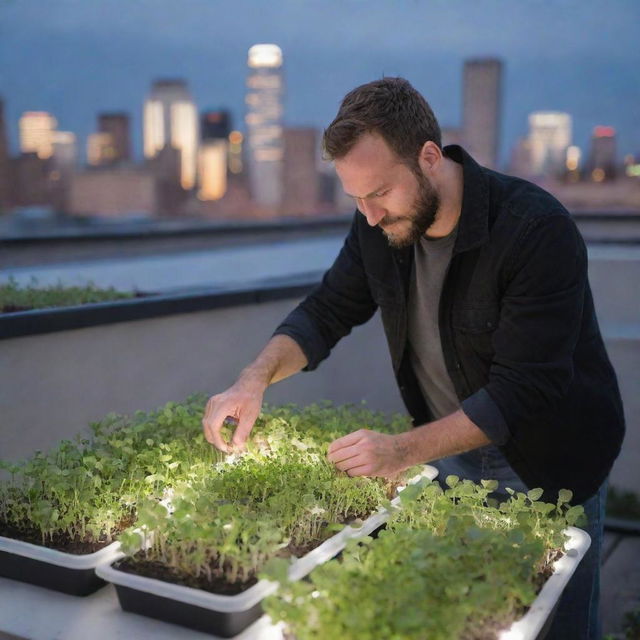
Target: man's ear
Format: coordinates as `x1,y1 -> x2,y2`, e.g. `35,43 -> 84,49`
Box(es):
418,141 -> 443,175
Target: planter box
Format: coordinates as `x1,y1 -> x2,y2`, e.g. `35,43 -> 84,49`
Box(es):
0,535 -> 122,596
95,465 -> 438,637
500,525 -> 591,640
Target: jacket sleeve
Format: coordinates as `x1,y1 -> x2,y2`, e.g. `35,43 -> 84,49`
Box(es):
461,212 -> 587,445
273,214 -> 379,371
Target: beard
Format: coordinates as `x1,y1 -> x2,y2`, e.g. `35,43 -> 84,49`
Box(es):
380,171 -> 440,249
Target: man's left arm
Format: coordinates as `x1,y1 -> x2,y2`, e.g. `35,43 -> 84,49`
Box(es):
328,410 -> 487,477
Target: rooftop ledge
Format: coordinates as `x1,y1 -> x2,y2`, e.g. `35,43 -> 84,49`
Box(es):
0,272 -> 322,340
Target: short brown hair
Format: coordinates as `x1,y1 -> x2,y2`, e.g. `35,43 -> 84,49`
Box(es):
323,77 -> 441,169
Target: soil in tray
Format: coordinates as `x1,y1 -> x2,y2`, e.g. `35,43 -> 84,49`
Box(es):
0,512 -> 135,554
115,512 -> 372,596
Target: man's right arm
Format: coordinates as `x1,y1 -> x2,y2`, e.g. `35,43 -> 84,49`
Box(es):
202,334 -> 308,452
203,213 -> 378,453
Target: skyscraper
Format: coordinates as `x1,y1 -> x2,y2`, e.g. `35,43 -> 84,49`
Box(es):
588,126 -> 617,181
198,110 -> 231,201
462,58 -> 502,169
528,111 -> 572,177
98,113 -> 131,163
282,127 -> 318,216
51,131 -> 77,210
19,111 -> 57,159
245,44 -> 284,209
143,80 -> 198,190
51,132 -> 77,170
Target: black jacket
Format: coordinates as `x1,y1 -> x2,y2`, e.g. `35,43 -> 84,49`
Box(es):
275,145 -> 625,504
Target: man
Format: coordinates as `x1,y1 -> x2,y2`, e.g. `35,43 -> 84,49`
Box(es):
202,78 -> 624,639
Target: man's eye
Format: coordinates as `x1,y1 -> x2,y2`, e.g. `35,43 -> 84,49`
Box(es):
373,190 -> 389,198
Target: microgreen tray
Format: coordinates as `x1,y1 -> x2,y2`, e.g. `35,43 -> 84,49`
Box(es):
95,465 -> 439,637
0,535 -> 122,596
499,525 -> 591,640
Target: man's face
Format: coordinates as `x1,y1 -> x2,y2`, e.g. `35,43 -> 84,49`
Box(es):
335,132 -> 440,248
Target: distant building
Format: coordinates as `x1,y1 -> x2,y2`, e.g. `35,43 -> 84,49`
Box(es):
87,132 -> 118,166
528,111 -> 572,178
246,44 -> 284,209
198,110 -> 231,202
19,111 -> 57,160
11,153 -> 52,207
565,145 -> 582,183
143,79 -> 199,190
52,132 -> 77,170
201,109 -> 231,140
282,127 -> 319,216
69,168 -> 157,217
508,137 -> 533,178
98,113 -> 131,163
147,144 -> 186,215
0,98 -> 11,211
462,58 -> 502,169
51,131 -> 77,210
588,126 -> 617,181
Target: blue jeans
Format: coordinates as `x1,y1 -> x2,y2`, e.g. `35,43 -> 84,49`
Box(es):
433,449 -> 606,640
544,481 -> 606,640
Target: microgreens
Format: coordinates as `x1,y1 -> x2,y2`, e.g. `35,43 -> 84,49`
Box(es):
0,276 -> 134,312
263,475 -> 586,640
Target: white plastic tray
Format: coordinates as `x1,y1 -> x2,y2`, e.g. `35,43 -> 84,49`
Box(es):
95,464 -> 439,613
500,525 -> 591,640
0,534 -> 122,570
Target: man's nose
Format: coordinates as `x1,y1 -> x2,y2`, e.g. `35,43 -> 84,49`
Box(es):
359,199 -> 385,227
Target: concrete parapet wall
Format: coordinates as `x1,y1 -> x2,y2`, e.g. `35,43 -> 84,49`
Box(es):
0,299 -> 403,463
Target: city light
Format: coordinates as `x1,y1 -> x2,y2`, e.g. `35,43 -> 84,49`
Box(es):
566,146 -> 581,171
19,112 -> 58,159
247,44 -> 283,69
594,126 -> 616,138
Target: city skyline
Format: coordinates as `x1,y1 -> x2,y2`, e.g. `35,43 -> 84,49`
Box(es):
1,0 -> 639,168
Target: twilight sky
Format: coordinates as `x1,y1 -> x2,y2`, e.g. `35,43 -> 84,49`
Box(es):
1,0 -> 638,168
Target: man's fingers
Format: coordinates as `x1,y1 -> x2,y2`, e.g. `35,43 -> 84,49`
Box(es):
327,442 -> 363,465
327,429 -> 367,455
334,455 -> 365,472
202,404 -> 235,453
345,464 -> 373,477
231,409 -> 259,449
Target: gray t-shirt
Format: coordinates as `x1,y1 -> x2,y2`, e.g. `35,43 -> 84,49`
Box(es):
408,229 -> 459,420
407,228 -> 527,495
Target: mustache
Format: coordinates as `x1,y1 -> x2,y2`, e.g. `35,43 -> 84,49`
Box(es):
380,215 -> 410,226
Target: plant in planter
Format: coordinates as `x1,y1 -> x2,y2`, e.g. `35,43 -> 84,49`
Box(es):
0,395 -> 221,594
263,477 -> 587,640
97,402 -> 435,636
0,276 -> 135,313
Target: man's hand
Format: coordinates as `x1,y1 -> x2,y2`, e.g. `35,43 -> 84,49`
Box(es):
327,429 -> 411,477
202,335 -> 308,453
202,379 -> 265,453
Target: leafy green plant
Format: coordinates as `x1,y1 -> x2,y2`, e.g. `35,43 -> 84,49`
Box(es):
0,276 -> 134,312
263,476 -> 585,640
117,402 -> 415,591
0,395 -> 221,550
1,394 -> 412,587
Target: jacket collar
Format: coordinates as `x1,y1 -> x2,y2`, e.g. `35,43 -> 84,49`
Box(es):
443,145 -> 491,255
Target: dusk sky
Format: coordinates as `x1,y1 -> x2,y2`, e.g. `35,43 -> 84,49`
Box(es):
1,0 -> 639,168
